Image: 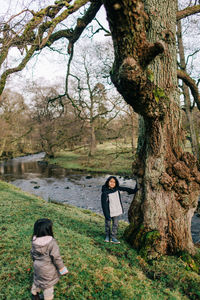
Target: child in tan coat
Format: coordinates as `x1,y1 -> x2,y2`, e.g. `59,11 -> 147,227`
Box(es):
31,218 -> 68,300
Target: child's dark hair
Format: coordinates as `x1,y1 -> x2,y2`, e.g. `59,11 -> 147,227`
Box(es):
32,218 -> 54,239
105,176 -> 119,188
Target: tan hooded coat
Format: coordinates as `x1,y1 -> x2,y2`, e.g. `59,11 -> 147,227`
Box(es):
31,236 -> 65,289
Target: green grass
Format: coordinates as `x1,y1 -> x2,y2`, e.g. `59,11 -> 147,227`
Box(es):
49,141 -> 134,176
0,180 -> 200,299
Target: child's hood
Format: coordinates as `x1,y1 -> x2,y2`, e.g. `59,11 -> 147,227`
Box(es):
32,236 -> 53,254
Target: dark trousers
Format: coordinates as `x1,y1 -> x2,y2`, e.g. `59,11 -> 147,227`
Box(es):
105,216 -> 119,238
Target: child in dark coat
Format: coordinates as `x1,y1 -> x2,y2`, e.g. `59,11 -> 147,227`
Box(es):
101,176 -> 138,244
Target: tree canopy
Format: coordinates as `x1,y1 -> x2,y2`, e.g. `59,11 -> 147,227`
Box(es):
0,0 -> 199,96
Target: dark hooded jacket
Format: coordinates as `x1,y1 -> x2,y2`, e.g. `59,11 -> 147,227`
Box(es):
101,176 -> 138,220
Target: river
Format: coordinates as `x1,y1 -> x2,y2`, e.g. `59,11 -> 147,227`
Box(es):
0,153 -> 136,221
0,153 -> 199,244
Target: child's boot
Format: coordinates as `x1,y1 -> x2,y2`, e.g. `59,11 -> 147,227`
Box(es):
104,235 -> 110,242
111,237 -> 120,244
31,293 -> 40,300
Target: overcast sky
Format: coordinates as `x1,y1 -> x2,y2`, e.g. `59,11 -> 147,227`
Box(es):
1,1 -> 109,98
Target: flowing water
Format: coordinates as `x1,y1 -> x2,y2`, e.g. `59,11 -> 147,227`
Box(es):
0,153 -> 199,243
0,153 -> 136,221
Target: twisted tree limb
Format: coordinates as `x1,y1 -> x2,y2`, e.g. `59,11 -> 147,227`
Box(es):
177,69 -> 200,110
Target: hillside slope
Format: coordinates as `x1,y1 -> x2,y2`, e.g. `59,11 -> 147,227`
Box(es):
0,180 -> 199,299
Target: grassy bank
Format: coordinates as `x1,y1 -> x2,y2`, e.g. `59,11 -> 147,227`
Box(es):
0,180 -> 200,299
49,141 -> 134,176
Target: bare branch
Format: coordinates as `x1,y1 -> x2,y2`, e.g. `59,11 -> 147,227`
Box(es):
65,45 -> 84,118
10,126 -> 33,143
0,0 -> 94,96
177,4 -> 200,21
185,49 -> 200,66
0,45 -> 37,95
3,9 -> 34,27
177,69 -> 200,110
92,17 -> 110,36
67,0 -> 102,53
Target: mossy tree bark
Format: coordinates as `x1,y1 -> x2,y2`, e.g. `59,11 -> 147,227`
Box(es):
103,0 -> 200,256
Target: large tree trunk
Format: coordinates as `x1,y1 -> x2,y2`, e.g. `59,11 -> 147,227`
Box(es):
103,0 -> 200,257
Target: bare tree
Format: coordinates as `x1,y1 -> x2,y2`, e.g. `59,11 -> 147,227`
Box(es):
0,89 -> 31,157
64,42 -> 122,156
30,83 -> 86,157
177,19 -> 200,160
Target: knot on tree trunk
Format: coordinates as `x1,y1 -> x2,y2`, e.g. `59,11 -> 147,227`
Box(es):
181,152 -> 198,170
119,57 -> 142,83
116,57 -> 167,119
177,194 -> 197,209
140,40 -> 165,68
164,148 -> 200,183
172,152 -> 200,185
160,150 -> 200,209
173,161 -> 192,181
174,179 -> 189,194
159,172 -> 173,190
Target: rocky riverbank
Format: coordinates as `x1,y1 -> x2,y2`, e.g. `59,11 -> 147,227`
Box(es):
1,153 -> 200,244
